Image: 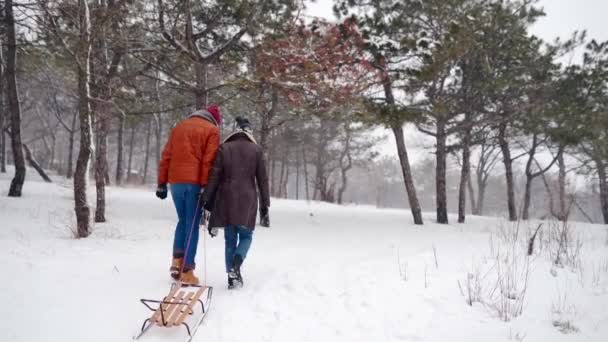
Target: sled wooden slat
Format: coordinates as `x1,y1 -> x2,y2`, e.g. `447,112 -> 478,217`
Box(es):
136,285 -> 213,341
149,286 -> 179,324
174,286 -> 207,326
167,291 -> 194,325
155,290 -> 186,325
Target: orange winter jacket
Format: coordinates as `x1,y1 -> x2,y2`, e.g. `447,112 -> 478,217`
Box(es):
158,111 -> 220,186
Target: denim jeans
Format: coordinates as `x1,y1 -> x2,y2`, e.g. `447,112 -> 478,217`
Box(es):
224,225 -> 253,273
170,183 -> 202,269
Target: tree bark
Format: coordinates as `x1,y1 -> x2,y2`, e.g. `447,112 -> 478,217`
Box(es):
0,44 -> 5,174
66,111 -> 77,179
278,147 -> 287,198
0,124 -> 5,174
557,151 -> 567,221
295,150 -> 300,200
126,123 -> 136,183
115,113 -> 124,185
337,128 -> 353,205
382,67 -> 423,224
498,122 -> 517,221
458,122 -> 472,223
302,148 -> 310,201
280,150 -> 289,198
23,144 -> 52,182
522,134 -> 539,220
141,118 -> 152,184
596,159 -> 608,225
258,85 -> 278,162
74,0 -> 93,238
154,113 -> 162,168
49,134 -> 57,170
270,152 -> 277,197
477,172 -> 487,216
467,172 -> 478,215
392,124 -> 424,225
6,0 -> 26,197
435,120 -> 448,224
94,107 -> 110,223
194,61 -> 209,108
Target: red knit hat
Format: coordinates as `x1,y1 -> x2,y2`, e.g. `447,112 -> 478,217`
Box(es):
207,105 -> 222,125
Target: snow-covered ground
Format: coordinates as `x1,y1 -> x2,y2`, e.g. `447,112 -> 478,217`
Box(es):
1,169 -> 607,342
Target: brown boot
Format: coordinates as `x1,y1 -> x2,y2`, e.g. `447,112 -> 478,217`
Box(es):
180,269 -> 200,285
170,257 -> 183,280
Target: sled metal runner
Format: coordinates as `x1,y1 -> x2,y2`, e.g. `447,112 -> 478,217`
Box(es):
134,283 -> 213,342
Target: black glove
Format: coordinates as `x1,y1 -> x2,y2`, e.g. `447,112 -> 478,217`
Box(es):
203,200 -> 214,212
208,226 -> 218,237
156,184 -> 168,200
199,191 -> 214,212
260,207 -> 270,227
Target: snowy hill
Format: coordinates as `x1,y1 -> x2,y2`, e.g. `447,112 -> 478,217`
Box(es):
0,170 -> 607,342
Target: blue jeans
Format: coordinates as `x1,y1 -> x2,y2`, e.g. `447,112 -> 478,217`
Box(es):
224,225 -> 253,273
170,183 -> 202,269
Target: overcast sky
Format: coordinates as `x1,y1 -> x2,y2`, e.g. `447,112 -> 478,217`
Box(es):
306,0 -> 607,42
304,0 -> 608,162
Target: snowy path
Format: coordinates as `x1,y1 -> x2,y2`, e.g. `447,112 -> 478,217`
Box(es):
1,173 -> 607,342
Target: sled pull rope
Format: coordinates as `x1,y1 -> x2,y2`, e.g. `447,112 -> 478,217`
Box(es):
203,210 -> 208,285
179,194 -> 204,283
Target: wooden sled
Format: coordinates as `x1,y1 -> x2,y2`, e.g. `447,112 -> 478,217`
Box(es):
134,283 -> 213,342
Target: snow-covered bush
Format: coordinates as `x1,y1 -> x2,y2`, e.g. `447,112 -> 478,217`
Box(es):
546,220 -> 583,270
551,281 -> 579,334
459,221 -> 531,321
458,261 -> 485,306
488,223 -> 531,322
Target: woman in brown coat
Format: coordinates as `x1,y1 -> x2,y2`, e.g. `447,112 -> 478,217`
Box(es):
202,117 -> 270,289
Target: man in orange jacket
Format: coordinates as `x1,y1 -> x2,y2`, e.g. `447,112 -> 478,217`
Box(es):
156,105 -> 221,284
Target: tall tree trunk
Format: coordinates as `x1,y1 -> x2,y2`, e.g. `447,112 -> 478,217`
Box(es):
467,172 -> 478,215
66,111 -> 77,179
337,127 -> 352,205
337,165 -> 350,205
0,44 -> 5,174
295,151 -> 300,200
74,0 -> 93,238
194,61 -> 208,108
596,159 -> 608,225
436,120 -> 448,224
0,123 -> 5,174
115,113 -> 124,185
522,134 -> 539,220
126,123 -> 136,183
94,107 -> 110,223
6,0 -> 26,197
302,148 -> 310,201
476,172 -> 487,216
282,162 -> 289,198
498,122 -> 517,221
278,147 -> 286,198
557,151 -> 567,221
258,85 -> 278,162
270,155 -> 277,197
280,148 -> 289,198
383,72 -> 423,224
522,174 -> 533,220
154,113 -> 162,168
187,0 -> 208,109
392,124 -> 424,225
458,124 -> 472,223
49,134 -> 57,170
141,118 -> 152,184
